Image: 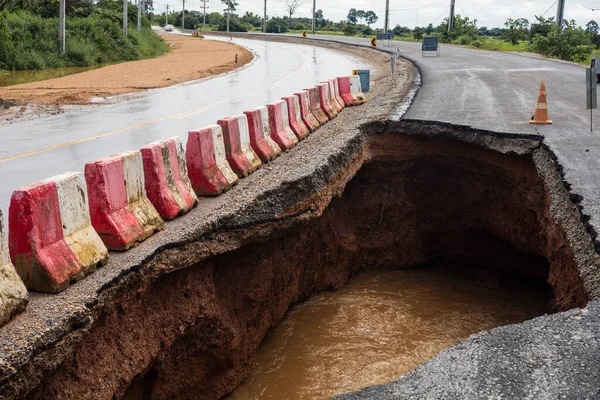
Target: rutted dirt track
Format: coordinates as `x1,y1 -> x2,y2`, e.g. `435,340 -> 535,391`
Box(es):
0,33 -> 253,106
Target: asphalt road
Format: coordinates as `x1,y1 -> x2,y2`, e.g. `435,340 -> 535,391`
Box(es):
0,35 -> 370,211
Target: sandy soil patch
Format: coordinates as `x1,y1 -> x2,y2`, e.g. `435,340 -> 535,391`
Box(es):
0,32 -> 253,108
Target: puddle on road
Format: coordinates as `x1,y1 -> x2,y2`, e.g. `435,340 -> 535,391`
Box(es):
227,268 -> 549,400
0,65 -> 107,87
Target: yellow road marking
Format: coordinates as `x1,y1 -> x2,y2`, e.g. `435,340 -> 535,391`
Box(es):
0,52 -> 310,164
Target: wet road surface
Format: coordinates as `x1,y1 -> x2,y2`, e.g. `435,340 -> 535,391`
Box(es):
0,36 -> 369,210
227,269 -> 549,400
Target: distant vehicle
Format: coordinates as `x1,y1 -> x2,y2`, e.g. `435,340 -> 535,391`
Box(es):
164,24 -> 174,32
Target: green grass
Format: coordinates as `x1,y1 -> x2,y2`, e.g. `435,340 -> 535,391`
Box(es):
0,10 -> 169,71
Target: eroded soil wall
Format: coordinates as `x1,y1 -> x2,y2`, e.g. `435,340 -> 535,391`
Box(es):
28,133 -> 586,400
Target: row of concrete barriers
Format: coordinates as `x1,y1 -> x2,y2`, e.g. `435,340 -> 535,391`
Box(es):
0,75 -> 366,327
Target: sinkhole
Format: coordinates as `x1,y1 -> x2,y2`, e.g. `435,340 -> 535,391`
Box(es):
118,126 -> 587,400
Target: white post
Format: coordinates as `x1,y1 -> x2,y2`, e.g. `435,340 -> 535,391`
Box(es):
137,0 -> 142,33
182,0 -> 185,29
311,0 -> 316,34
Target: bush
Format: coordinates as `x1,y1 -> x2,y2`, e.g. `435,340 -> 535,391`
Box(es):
361,26 -> 373,36
470,38 -> 502,50
217,17 -> 248,32
528,22 -> 593,62
454,35 -> 473,45
266,18 -> 288,33
294,23 -> 305,31
0,9 -> 168,70
342,24 -> 357,36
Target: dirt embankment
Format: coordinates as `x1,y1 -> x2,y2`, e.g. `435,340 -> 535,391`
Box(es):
0,32 -> 253,107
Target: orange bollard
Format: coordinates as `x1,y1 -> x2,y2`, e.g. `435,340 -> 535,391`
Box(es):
530,81 -> 552,125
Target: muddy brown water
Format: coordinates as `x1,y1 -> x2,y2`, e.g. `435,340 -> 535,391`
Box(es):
227,269 -> 549,400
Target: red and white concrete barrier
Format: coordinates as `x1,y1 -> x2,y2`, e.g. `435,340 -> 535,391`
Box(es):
332,78 -> 346,111
0,209 -> 28,326
266,100 -> 298,151
304,86 -> 329,126
282,95 -> 310,140
141,137 -> 198,220
187,125 -> 239,196
244,107 -> 282,163
325,79 -> 344,112
337,76 -> 366,106
294,90 -> 320,132
9,172 -> 109,292
85,151 -> 164,251
218,115 -> 263,178
317,83 -> 338,120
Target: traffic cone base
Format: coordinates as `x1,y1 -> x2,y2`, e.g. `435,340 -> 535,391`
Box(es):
530,81 -> 552,125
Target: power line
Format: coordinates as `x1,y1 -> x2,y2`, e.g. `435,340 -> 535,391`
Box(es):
574,0 -> 600,11
541,0 -> 558,16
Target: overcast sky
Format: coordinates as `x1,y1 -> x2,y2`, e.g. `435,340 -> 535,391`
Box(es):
156,0 -> 600,29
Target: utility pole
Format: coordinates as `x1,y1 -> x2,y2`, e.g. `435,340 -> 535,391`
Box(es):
311,0 -> 316,34
263,0 -> 267,33
137,0 -> 142,33
383,0 -> 389,33
165,4 -> 170,25
59,0 -> 65,53
123,0 -> 128,37
448,0 -> 456,33
556,0 -> 565,27
201,0 -> 209,29
182,0 -> 185,30
226,0 -> 230,32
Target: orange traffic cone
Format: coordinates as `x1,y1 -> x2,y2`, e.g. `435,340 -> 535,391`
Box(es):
530,81 -> 552,125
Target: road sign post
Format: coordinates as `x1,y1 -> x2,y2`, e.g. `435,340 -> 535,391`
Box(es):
587,67 -> 597,132
370,38 -> 377,47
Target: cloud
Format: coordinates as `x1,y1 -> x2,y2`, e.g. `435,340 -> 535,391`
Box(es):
156,0 -> 600,29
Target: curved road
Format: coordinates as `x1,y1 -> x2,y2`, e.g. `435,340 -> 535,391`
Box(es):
0,36 -> 370,210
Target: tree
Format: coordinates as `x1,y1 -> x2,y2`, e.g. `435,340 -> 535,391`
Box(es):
439,14 -> 477,43
285,0 -> 300,20
413,26 -> 423,40
530,15 -> 555,39
208,11 -> 223,25
315,9 -> 325,28
392,24 -> 410,37
587,20 -> 599,34
504,18 -> 527,45
364,10 -> 377,26
425,23 -> 434,34
356,9 -> 365,24
347,8 -> 357,25
342,23 -> 357,36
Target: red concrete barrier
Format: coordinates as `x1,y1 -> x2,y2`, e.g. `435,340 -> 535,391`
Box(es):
0,209 -> 28,326
332,78 -> 346,110
337,76 -> 366,106
85,151 -> 164,251
141,137 -> 198,220
218,115 -> 263,178
266,100 -> 298,151
282,95 -> 310,140
317,83 -> 337,120
187,125 -> 239,196
304,86 -> 329,125
294,90 -> 320,132
9,172 -> 109,292
244,106 -> 282,163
